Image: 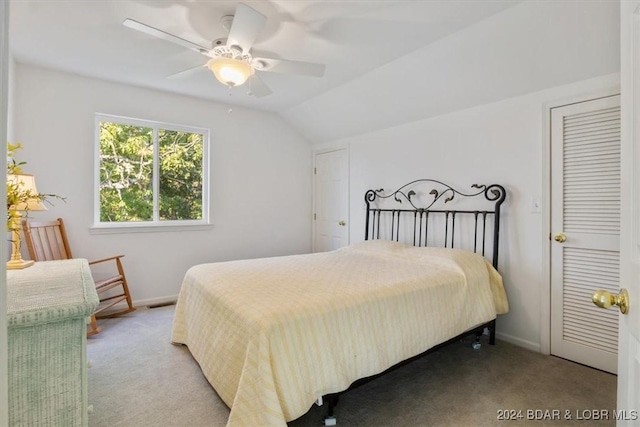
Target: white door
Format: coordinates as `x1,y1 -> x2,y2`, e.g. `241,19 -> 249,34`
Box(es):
550,95 -> 621,374
0,1 -> 8,424
313,149 -> 349,252
617,2 -> 640,421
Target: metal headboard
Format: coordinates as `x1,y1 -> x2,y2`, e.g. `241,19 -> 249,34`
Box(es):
364,179 -> 506,269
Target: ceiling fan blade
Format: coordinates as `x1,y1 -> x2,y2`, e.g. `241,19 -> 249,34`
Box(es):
123,18 -> 210,55
255,57 -> 325,77
248,74 -> 272,98
166,63 -> 208,79
227,3 -> 266,54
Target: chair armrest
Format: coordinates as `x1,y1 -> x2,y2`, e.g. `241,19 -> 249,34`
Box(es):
89,255 -> 125,265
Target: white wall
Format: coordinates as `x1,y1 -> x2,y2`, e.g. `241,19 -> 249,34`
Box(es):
283,0 -> 619,144
13,64 -> 313,305
322,72 -> 620,351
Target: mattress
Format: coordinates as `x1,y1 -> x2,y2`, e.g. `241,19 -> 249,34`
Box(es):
171,240 -> 509,426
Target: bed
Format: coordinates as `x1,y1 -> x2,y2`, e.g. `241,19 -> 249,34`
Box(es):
171,179 -> 508,427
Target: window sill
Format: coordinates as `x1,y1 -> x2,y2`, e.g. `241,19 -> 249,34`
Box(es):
89,223 -> 213,235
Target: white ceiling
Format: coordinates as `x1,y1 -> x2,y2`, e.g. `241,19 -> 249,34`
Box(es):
9,0 -> 521,114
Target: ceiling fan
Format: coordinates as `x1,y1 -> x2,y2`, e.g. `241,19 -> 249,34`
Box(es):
123,3 -> 325,98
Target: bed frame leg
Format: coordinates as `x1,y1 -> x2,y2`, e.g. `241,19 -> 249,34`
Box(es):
472,320 -> 497,350
324,395 -> 339,426
472,333 -> 482,350
489,319 -> 496,345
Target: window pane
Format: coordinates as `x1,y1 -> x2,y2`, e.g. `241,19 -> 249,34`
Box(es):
99,122 -> 153,222
158,129 -> 203,221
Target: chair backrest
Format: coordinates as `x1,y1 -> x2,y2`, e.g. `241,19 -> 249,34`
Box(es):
22,218 -> 73,261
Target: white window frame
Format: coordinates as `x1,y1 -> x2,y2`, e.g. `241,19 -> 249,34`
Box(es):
93,113 -> 210,233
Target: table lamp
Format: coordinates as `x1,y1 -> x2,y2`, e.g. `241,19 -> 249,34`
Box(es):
7,173 -> 47,269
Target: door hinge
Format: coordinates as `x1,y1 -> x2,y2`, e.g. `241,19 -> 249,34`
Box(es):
314,167 -> 317,175
314,213 -> 316,220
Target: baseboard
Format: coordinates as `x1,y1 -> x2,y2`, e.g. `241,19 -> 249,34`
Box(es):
134,295 -> 178,308
496,331 -> 541,353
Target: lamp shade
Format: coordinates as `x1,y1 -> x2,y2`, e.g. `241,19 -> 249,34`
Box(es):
207,57 -> 253,87
7,174 -> 47,211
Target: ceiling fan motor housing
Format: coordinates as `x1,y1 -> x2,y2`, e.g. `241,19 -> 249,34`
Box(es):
122,2 -> 324,98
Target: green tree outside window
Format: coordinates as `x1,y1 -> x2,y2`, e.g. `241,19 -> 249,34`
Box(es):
98,118 -> 206,224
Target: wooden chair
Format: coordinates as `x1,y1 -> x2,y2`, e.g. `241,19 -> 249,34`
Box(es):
21,218 -> 135,336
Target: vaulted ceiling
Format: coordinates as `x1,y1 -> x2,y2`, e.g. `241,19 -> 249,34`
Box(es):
9,1 -> 620,144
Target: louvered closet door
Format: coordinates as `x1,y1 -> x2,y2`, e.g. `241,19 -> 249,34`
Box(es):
550,95 -> 620,374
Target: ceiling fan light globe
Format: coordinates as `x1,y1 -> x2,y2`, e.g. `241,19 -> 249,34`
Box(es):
207,58 -> 253,87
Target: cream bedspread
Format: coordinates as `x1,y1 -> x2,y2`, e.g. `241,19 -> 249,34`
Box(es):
171,240 -> 508,426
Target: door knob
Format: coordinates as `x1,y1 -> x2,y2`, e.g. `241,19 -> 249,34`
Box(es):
338,221 -> 346,226
592,289 -> 629,314
553,233 -> 567,243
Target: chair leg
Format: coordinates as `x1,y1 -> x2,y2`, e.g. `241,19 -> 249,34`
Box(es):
94,291 -> 136,319
96,305 -> 136,319
87,314 -> 101,337
91,258 -> 136,323
116,258 -> 135,311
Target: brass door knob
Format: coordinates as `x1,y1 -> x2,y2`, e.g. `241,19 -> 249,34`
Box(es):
592,289 -> 629,314
338,221 -> 346,226
553,233 -> 567,243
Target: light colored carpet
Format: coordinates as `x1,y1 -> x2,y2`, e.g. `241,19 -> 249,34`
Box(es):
87,305 -> 616,426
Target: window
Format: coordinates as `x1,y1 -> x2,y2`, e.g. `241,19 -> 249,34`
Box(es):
95,114 -> 209,229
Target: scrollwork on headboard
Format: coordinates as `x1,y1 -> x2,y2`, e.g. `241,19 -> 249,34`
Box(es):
364,179 -> 506,268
